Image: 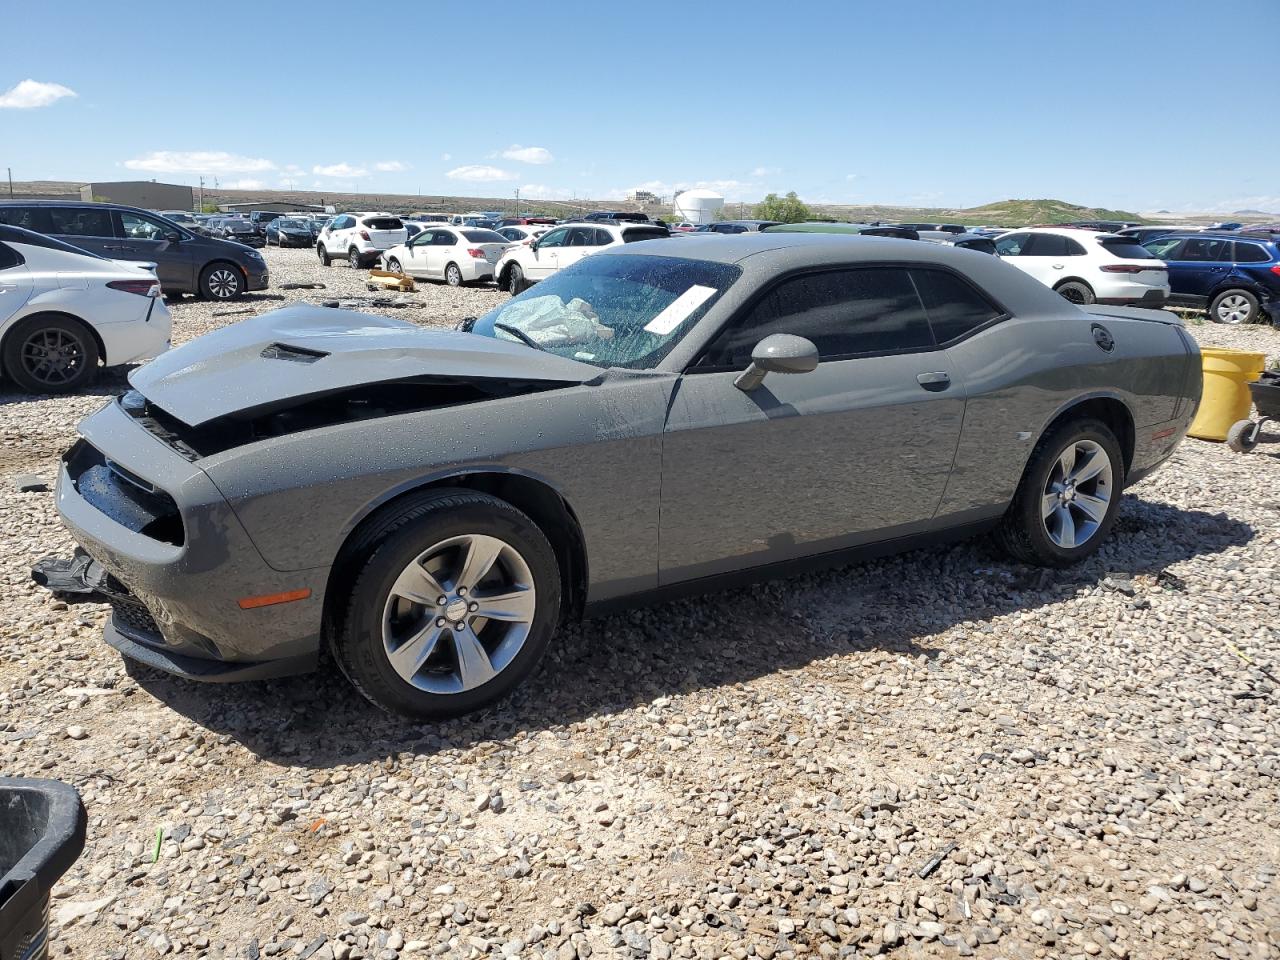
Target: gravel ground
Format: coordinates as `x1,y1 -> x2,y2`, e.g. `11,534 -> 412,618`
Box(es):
2,248 -> 1279,960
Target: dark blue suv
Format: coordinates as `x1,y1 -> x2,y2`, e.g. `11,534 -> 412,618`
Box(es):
1143,231 -> 1280,324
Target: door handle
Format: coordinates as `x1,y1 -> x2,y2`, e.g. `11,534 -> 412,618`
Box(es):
916,371 -> 951,391
1052,263 -> 1064,269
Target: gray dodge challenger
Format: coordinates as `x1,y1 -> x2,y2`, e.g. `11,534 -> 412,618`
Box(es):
55,234 -> 1201,718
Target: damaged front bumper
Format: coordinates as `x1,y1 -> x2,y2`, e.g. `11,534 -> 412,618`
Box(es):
54,400 -> 326,682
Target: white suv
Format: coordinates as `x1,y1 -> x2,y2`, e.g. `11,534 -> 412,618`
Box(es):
994,228 -> 1170,306
317,213 -> 408,268
495,221 -> 669,294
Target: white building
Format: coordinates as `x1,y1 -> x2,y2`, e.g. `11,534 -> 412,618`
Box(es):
672,189 -> 724,225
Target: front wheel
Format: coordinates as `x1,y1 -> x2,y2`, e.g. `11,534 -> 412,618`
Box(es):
330,490 -> 561,719
387,257 -> 403,274
317,244 -> 331,266
2,314 -> 100,393
1210,289 -> 1260,325
996,417 -> 1123,567
506,263 -> 526,295
199,263 -> 244,300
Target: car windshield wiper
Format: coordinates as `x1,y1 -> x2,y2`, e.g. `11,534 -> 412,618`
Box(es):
492,322 -> 546,353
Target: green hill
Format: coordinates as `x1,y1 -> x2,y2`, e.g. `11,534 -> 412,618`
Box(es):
961,199 -> 1145,226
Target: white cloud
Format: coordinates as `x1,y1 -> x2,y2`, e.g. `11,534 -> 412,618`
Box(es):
313,162 -> 368,177
125,151 -> 275,175
441,153 -> 452,162
447,164 -> 515,182
283,163 -> 303,174
501,145 -> 554,165
222,178 -> 265,190
0,79 -> 77,109
518,184 -> 574,200
845,173 -> 859,181
750,166 -> 780,177
374,160 -> 408,172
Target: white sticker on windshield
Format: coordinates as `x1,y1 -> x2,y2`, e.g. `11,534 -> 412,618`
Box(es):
643,284 -> 718,335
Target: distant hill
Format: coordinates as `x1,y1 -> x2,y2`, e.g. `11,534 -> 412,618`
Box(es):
958,199 -> 1145,226
1233,208 -> 1273,215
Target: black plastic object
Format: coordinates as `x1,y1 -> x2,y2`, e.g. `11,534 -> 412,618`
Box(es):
0,779 -> 87,960
1248,370 -> 1280,420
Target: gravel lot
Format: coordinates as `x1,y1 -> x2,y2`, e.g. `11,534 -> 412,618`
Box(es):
2,247 -> 1278,960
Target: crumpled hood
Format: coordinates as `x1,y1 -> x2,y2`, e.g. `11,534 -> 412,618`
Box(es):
129,305 -> 600,427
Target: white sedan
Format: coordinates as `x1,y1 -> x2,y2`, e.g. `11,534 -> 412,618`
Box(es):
380,226 -> 512,286
0,224 -> 171,393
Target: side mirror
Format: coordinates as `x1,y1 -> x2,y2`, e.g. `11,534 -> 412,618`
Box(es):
734,334 -> 819,392
163,230 -> 182,243
529,239 -> 540,252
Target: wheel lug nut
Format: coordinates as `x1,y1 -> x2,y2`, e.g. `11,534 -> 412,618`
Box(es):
458,587 -> 468,596
436,617 -> 446,627
453,622 -> 465,631
468,602 -> 479,612
437,596 -> 447,605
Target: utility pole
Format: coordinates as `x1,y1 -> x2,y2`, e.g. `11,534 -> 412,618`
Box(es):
514,187 -> 520,217
198,175 -> 204,213
7,167 -> 12,199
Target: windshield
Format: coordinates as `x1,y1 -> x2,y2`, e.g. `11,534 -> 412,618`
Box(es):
277,219 -> 306,229
470,254 -> 740,369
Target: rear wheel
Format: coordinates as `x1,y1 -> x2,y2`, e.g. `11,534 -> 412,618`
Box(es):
317,244 -> 331,266
1055,280 -> 1095,305
506,263 -> 526,295
199,262 -> 244,300
2,314 -> 100,393
330,490 -> 561,719
996,417 -> 1122,567
445,262 -> 463,286
1210,289 -> 1259,325
348,247 -> 363,269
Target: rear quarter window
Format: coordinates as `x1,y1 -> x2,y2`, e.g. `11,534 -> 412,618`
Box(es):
1233,242 -> 1271,264
911,269 -> 1004,343
462,230 -> 507,243
622,228 -> 668,243
0,242 -> 23,270
1098,238 -> 1158,259
0,207 -> 52,232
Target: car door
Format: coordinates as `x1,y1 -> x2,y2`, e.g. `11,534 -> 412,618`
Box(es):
402,230 -> 432,276
527,227 -> 567,279
657,265 -> 966,583
45,206 -> 117,259
0,241 -> 34,329
1165,236 -> 1231,306
555,226 -> 602,272
429,229 -> 459,277
1013,232 -> 1072,286
115,210 -> 194,291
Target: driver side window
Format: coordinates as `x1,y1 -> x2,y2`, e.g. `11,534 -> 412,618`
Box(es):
995,232 -> 1030,256
537,228 -> 568,248
120,212 -> 168,240
704,267 -> 935,368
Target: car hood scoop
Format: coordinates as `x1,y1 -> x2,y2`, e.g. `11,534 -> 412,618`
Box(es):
129,306 -> 599,427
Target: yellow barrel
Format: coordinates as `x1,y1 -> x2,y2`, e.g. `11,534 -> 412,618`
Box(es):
1188,348 -> 1267,441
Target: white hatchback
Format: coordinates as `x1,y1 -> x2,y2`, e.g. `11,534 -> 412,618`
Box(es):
0,224 -> 171,393
380,226 -> 512,286
317,212 -> 408,268
994,228 -> 1170,307
494,221 -> 670,294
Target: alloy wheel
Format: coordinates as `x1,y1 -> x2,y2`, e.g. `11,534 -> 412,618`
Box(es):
19,328 -> 85,386
206,268 -> 240,299
447,264 -> 462,286
381,534 -> 537,694
1040,438 -> 1113,549
1216,294 -> 1252,324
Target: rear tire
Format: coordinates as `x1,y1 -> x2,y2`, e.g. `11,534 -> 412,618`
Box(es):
445,262 -> 463,287
1055,280 -> 1095,305
317,244 -> 331,266
1210,288 -> 1260,325
2,314 -> 100,394
996,417 -> 1123,567
348,247 -> 363,269
199,262 -> 244,300
329,489 -> 561,719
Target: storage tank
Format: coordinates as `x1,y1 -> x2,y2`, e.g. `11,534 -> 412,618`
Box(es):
672,189 -> 724,225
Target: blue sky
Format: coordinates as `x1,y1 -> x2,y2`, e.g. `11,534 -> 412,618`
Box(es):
2,0 -> 1277,213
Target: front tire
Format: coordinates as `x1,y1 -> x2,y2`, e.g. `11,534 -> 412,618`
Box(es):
199,262 -> 244,300
1210,289 -> 1260,325
2,314 -> 100,393
506,263 -> 526,295
1055,280 -> 1095,305
330,490 -> 561,719
387,257 -> 403,274
317,244 -> 331,266
1226,419 -> 1259,453
996,417 -> 1123,567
